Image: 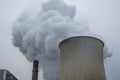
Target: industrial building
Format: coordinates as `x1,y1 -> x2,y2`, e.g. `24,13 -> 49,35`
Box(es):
59,36 -> 106,80
0,69 -> 17,80
0,60 -> 39,80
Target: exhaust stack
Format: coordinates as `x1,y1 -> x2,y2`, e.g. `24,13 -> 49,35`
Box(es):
32,60 -> 39,80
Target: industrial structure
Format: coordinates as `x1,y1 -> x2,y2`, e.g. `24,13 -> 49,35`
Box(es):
0,69 -> 17,80
59,36 -> 106,80
32,60 -> 39,80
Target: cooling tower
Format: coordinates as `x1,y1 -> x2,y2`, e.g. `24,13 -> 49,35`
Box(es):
59,36 -> 106,80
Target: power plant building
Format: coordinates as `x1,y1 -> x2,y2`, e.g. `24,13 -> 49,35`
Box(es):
0,69 -> 17,80
59,36 -> 106,80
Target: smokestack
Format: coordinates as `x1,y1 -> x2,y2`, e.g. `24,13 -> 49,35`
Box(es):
32,60 -> 39,80
59,36 -> 106,80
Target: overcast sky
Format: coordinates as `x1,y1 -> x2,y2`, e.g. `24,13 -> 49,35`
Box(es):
0,0 -> 120,80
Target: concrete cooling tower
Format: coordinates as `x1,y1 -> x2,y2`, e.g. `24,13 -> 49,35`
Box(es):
59,36 -> 106,80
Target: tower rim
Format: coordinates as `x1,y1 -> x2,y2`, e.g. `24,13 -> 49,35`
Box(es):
59,36 -> 104,47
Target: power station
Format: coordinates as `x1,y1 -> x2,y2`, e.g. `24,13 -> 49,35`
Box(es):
59,36 -> 106,80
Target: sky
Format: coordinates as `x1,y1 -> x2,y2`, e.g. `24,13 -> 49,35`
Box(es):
0,0 -> 120,80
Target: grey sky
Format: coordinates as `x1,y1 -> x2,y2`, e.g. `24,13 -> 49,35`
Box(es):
0,0 -> 120,80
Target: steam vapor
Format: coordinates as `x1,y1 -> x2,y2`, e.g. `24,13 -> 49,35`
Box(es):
12,0 -> 112,80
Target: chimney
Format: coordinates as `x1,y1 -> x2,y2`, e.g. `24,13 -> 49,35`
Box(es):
59,36 -> 106,80
32,60 -> 39,80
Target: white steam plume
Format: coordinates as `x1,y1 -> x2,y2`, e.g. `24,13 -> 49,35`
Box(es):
12,0 -> 112,80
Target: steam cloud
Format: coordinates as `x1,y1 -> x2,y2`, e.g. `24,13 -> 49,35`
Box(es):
12,0 -> 112,80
